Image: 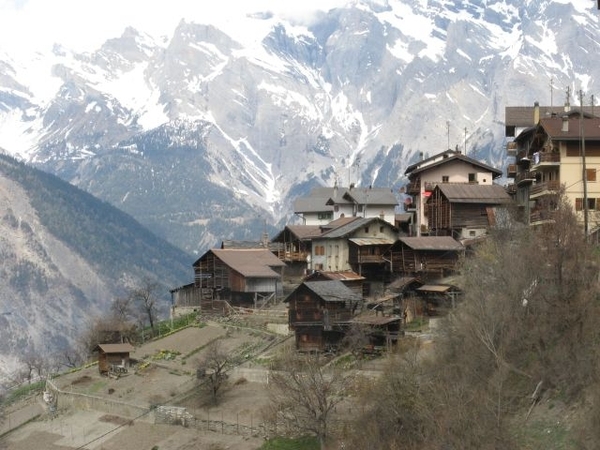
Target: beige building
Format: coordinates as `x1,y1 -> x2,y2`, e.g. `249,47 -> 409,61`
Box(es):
404,150 -> 502,236
507,104 -> 600,234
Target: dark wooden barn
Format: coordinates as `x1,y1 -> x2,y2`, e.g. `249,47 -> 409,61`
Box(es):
285,280 -> 363,352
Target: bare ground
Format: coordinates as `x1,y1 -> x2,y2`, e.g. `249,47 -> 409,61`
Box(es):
0,321 -> 285,450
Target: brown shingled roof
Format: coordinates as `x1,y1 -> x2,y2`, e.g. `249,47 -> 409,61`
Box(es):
201,249 -> 285,278
433,184 -> 511,204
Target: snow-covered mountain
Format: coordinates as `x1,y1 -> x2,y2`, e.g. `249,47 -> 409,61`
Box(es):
0,0 -> 599,254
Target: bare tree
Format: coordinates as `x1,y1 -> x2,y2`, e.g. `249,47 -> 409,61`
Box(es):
340,323 -> 370,359
196,340 -> 231,404
128,278 -> 161,332
265,352 -> 354,449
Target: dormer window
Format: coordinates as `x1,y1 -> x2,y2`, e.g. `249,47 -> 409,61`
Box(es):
442,176 -> 449,183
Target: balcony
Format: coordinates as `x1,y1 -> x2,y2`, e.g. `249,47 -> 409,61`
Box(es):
406,180 -> 421,195
507,141 -> 517,156
530,210 -> 556,224
516,171 -> 536,185
530,180 -> 561,197
506,164 -> 517,178
531,152 -> 560,168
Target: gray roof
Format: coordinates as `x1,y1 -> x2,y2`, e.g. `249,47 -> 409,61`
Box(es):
295,185 -> 398,212
303,280 -> 363,303
294,196 -> 334,213
320,217 -> 395,239
342,187 -> 398,205
398,236 -> 464,251
433,184 -> 511,204
505,105 -> 598,128
195,249 -> 285,278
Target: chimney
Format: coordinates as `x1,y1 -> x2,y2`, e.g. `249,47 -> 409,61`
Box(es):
561,115 -> 569,132
333,180 -> 338,198
534,101 -> 540,124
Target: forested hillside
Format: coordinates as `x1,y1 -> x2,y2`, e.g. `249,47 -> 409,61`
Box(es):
0,152 -> 192,376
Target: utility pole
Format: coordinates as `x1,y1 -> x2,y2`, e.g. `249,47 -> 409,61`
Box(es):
579,89 -> 589,239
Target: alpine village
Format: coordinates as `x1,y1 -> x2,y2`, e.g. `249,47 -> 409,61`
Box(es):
4,100 -> 600,450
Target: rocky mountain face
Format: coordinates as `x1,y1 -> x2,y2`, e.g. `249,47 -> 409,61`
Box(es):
0,0 -> 599,255
0,154 -> 191,379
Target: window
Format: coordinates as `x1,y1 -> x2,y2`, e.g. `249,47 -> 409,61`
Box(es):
357,205 -> 364,212
314,263 -> 324,270
364,227 -> 369,233
442,176 -> 449,183
334,205 -> 339,212
314,245 -> 325,256
575,198 -> 598,211
469,230 -> 476,237
586,169 -> 597,182
317,212 -> 333,220
588,198 -> 597,211
380,226 -> 384,232
468,173 -> 476,183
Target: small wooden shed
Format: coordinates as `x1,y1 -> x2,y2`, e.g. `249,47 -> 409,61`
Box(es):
95,343 -> 135,374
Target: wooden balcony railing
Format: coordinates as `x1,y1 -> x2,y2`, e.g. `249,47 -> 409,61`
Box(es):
531,152 -> 560,166
506,164 -> 517,178
530,180 -> 561,196
516,171 -> 536,185
507,141 -> 517,156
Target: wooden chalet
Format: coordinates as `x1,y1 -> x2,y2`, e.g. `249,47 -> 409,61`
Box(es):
388,236 -> 464,277
285,280 -> 363,352
193,249 -> 286,307
385,276 -> 424,321
404,149 -> 503,236
311,217 -> 398,285
303,270 -> 365,298
95,343 -> 135,375
271,225 -> 322,279
425,183 -> 512,239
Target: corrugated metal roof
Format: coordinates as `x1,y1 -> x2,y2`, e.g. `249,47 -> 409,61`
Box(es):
96,343 -> 135,353
433,184 -> 511,204
303,280 -> 363,303
348,237 -> 396,246
399,236 -> 464,251
305,270 -> 366,281
199,249 -> 285,278
417,285 -> 452,293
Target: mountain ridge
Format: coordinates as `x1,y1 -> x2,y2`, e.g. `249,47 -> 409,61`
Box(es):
0,0 -> 598,253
